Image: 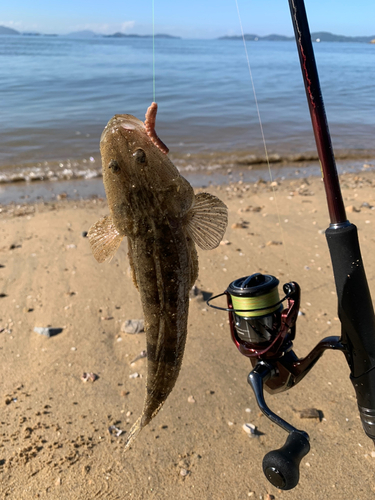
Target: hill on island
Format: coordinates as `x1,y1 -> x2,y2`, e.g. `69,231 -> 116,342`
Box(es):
0,26 -> 19,35
220,31 -> 375,43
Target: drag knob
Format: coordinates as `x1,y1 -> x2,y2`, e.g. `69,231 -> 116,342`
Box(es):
262,431 -> 310,490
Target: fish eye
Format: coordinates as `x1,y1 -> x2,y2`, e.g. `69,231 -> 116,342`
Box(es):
133,148 -> 146,164
108,159 -> 120,173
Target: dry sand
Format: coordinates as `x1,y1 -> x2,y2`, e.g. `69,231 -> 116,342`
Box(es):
1,172 -> 375,499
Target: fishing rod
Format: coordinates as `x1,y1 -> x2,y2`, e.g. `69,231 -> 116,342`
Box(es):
290,0 -> 375,459
208,0 -> 375,490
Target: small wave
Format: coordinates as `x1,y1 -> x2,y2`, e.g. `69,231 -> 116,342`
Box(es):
0,148 -> 374,187
0,157 -> 102,185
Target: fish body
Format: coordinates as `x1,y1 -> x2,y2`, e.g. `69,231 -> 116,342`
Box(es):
88,111 -> 227,449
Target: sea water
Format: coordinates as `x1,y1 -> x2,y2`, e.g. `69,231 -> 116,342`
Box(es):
0,35 -> 375,201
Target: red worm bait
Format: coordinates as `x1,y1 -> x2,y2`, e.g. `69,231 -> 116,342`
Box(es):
144,102 -> 169,154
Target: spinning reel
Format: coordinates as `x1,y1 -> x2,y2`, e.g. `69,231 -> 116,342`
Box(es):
208,273 -> 345,490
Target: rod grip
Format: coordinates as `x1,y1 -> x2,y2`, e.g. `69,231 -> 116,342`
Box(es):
326,223 -> 375,374
326,223 -> 375,439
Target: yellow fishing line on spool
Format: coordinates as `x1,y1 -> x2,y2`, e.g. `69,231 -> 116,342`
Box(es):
230,286 -> 280,318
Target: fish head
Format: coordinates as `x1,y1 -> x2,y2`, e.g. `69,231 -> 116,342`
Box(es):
100,114 -> 195,233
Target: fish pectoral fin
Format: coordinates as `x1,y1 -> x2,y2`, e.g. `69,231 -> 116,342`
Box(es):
183,192 -> 228,250
87,215 -> 124,263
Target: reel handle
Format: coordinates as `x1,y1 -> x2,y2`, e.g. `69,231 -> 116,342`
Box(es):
263,431 -> 310,490
247,362 -> 311,490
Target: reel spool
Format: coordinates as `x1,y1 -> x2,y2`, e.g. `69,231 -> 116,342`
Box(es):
207,272 -> 297,358
226,273 -> 282,346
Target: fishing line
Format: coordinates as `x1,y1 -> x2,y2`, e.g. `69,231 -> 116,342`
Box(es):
152,0 -> 156,102
234,0 -> 290,277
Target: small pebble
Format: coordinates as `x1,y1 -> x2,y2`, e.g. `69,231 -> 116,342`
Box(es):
82,231 -> 88,237
266,240 -> 282,246
108,425 -> 123,437
299,408 -> 321,419
362,202 -> 373,209
34,327 -> 52,337
346,205 -> 361,213
122,319 -> 144,334
82,465 -> 91,474
130,350 -> 147,364
189,285 -> 204,301
187,395 -> 196,404
129,372 -> 140,379
242,423 -> 257,436
81,372 -> 98,383
231,221 -> 247,229
180,468 -> 189,477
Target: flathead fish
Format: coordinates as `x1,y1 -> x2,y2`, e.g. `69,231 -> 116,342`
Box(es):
88,103 -> 228,449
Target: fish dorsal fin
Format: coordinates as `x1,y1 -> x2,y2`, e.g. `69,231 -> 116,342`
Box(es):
184,192 -> 228,250
88,215 -> 124,263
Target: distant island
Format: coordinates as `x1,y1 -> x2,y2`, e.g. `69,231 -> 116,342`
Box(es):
65,30 -> 180,39
219,31 -> 375,43
0,26 -> 179,39
1,25 -> 374,43
0,26 -> 19,35
104,32 -> 179,39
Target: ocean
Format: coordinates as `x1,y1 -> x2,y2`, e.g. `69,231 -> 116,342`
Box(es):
1,34 -> 375,203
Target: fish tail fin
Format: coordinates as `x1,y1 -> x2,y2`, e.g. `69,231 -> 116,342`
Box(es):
124,416 -> 144,452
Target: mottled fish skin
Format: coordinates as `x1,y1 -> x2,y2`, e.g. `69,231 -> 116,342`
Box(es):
88,111 -> 228,450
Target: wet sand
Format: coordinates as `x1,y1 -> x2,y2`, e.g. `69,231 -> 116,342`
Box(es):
1,172 -> 375,499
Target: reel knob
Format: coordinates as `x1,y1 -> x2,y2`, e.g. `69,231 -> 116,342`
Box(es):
262,431 -> 310,490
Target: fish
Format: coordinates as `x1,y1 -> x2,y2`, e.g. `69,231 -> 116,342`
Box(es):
88,103 -> 228,450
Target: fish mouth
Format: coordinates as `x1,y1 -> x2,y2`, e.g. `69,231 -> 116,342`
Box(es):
100,114 -> 146,143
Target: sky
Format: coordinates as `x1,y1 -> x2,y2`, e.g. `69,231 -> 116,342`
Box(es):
1,0 -> 375,39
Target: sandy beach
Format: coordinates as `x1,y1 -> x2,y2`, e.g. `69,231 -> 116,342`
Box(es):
1,171 -> 375,499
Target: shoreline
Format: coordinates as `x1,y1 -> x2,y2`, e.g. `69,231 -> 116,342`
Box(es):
0,153 -> 374,206
1,169 -> 374,216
